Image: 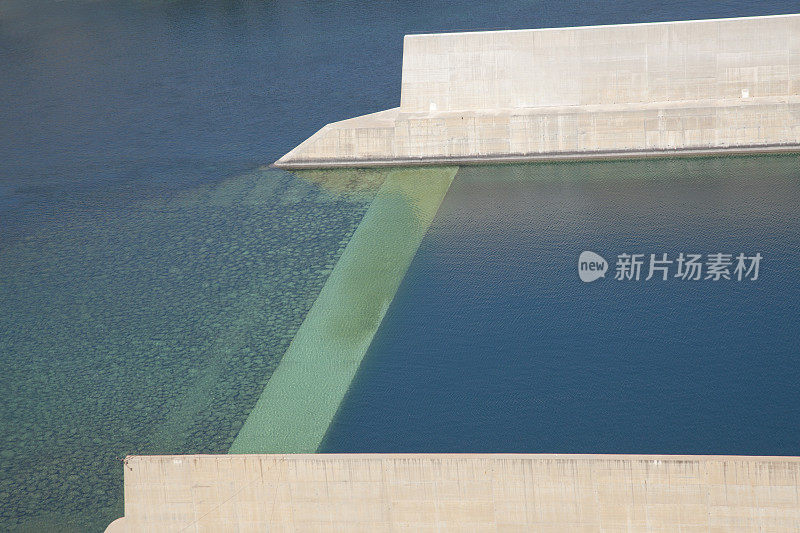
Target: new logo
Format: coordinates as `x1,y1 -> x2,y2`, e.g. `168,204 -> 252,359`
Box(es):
578,251 -> 608,282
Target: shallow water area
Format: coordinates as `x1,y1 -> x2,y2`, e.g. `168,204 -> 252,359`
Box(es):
0,167 -> 381,531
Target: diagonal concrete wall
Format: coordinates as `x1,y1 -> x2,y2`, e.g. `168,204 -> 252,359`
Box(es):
108,454 -> 800,531
275,14 -> 800,168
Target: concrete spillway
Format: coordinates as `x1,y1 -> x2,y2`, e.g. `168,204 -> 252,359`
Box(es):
275,14 -> 800,169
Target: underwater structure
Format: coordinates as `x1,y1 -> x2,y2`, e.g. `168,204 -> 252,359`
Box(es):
276,14 -> 800,168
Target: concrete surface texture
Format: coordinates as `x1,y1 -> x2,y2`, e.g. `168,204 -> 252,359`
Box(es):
107,453 -> 800,531
275,14 -> 800,168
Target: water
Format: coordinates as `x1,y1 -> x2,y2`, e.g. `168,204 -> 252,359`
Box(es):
321,156 -> 800,455
0,167 -> 380,530
2,0 -> 800,530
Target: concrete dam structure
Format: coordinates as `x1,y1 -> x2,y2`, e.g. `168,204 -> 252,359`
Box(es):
108,454 -> 800,531
105,16 -> 800,532
275,14 -> 800,168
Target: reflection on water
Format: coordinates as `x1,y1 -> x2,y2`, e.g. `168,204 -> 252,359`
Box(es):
0,168 -> 380,531
322,154 -> 800,456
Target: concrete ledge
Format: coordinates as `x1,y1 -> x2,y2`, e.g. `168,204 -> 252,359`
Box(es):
275,143 -> 800,169
109,453 -> 800,531
275,97 -> 800,168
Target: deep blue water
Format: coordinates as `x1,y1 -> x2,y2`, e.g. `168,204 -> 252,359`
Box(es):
322,156 -> 800,455
2,1 -> 800,531
3,0 -> 799,245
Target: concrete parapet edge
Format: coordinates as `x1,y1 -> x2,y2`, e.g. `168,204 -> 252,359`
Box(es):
275,143 -> 800,169
109,453 -> 800,531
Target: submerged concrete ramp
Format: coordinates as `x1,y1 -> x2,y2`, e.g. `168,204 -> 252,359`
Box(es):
108,454 -> 800,531
275,14 -> 800,168
229,167 -> 457,454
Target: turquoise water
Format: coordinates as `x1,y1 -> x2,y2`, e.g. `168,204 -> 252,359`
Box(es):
0,168 -> 380,530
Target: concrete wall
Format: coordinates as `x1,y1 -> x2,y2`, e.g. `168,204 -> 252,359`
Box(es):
278,99 -> 800,165
275,14 -> 800,168
108,454 -> 800,531
400,15 -> 800,112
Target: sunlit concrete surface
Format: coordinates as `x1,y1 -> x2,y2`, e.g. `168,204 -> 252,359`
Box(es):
275,14 -> 800,168
107,454 -> 800,531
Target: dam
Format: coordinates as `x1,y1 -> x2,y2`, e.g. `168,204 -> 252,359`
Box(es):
276,13 -> 800,168
109,454 -> 800,531
106,14 -> 800,532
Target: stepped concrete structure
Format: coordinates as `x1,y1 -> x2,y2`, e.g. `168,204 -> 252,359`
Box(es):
107,454 -> 800,531
275,14 -> 800,168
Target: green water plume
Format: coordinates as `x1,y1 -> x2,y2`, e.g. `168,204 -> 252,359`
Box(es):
229,166 -> 457,453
